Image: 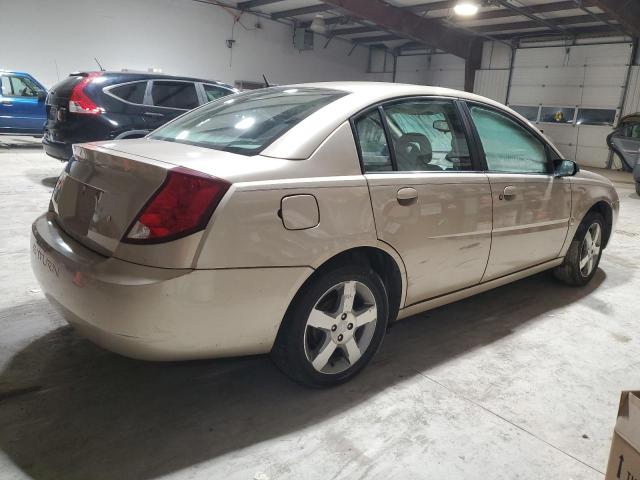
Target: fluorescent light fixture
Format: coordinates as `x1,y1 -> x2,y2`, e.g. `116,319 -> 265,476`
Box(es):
454,1 -> 479,16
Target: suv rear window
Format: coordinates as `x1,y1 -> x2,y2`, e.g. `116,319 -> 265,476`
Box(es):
152,81 -> 199,109
109,82 -> 147,104
149,87 -> 346,156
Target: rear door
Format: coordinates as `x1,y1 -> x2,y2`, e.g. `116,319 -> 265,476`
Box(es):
0,73 -> 46,134
142,80 -> 199,130
355,98 -> 492,306
465,102 -> 571,281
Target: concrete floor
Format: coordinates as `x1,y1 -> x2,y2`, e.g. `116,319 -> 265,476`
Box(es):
1,140 -> 639,480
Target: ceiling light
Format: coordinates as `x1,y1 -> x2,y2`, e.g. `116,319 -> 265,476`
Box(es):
454,1 -> 479,16
309,14 -> 327,34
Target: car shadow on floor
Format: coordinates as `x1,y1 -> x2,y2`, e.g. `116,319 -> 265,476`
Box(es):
0,269 -> 610,480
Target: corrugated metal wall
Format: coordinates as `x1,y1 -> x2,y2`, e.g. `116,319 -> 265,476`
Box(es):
474,70 -> 510,103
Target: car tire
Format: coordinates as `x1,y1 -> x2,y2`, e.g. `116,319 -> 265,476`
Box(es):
553,211 -> 605,286
272,264 -> 389,388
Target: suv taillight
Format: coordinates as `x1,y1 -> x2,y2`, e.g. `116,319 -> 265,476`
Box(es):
124,167 -> 231,243
68,73 -> 103,114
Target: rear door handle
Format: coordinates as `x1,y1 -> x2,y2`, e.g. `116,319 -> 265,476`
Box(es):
397,187 -> 418,203
143,112 -> 164,118
501,185 -> 517,200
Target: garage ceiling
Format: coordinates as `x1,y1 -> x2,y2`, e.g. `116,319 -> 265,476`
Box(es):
235,0 -> 638,56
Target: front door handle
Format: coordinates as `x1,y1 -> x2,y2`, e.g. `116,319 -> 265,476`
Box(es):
397,187 -> 418,204
0,99 -> 13,106
501,185 -> 517,201
143,111 -> 164,118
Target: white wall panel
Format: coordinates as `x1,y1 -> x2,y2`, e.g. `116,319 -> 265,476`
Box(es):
0,0 -> 369,89
474,70 -> 509,104
623,66 -> 640,116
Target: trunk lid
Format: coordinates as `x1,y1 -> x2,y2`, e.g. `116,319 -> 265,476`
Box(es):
52,144 -> 170,255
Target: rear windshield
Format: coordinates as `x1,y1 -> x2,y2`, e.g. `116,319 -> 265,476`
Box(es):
148,87 -> 346,156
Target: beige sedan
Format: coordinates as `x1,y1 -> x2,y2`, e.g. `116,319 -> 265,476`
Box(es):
31,82 -> 619,387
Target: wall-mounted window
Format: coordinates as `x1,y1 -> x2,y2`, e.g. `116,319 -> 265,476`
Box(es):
510,105 -> 540,122
576,108 -> 617,126
540,106 -> 576,124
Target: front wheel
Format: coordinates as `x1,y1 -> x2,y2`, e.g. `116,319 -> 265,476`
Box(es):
272,264 -> 389,387
554,212 -> 605,286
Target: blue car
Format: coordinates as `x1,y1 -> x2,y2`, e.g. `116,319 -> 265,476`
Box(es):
0,70 -> 47,135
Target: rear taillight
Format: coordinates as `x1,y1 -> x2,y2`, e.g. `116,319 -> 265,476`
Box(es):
68,73 -> 103,114
124,167 -> 231,243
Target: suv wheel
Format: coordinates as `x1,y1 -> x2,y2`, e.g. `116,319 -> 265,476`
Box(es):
272,264 -> 389,387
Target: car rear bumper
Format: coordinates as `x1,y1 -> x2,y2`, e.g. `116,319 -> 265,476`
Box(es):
31,213 -> 312,361
42,135 -> 73,161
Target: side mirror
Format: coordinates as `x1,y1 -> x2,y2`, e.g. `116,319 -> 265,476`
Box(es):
433,120 -> 450,133
553,159 -> 579,177
37,91 -> 46,102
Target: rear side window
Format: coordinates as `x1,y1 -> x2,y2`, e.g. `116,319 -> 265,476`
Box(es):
203,84 -> 232,102
354,109 -> 392,172
149,87 -> 346,156
151,81 -> 199,109
109,82 -> 147,104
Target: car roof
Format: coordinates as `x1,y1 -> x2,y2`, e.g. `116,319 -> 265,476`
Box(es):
261,81 -> 554,160
72,71 -> 236,89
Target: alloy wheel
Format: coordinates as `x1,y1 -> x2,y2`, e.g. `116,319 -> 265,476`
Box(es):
579,222 -> 602,277
303,280 -> 378,374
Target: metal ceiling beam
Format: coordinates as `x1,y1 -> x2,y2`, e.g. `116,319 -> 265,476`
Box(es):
352,34 -> 403,44
237,0 -> 284,10
492,24 -> 620,39
574,0 -> 638,36
271,4 -> 330,20
489,0 -> 569,34
331,25 -> 378,36
320,0 -> 479,59
472,13 -> 613,34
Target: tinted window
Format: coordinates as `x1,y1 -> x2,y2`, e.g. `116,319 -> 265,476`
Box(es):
383,99 -> 472,171
149,87 -> 345,156
540,106 -> 575,124
2,75 -> 40,97
511,105 -> 539,122
355,109 -> 392,172
470,105 -> 548,174
576,108 -> 617,126
203,84 -> 232,102
623,124 -> 640,139
110,82 -> 147,104
151,81 -> 199,109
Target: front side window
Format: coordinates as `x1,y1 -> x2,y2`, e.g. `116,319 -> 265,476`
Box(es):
109,82 -> 147,104
469,104 -> 549,174
151,81 -> 199,109
354,109 -> 392,172
149,87 -> 346,156
383,99 -> 472,172
203,84 -> 232,102
3,75 -> 40,97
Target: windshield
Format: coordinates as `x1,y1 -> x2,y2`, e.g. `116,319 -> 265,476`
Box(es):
149,87 -> 346,156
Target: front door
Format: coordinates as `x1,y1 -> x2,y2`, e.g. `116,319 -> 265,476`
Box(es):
466,103 -> 571,281
609,123 -> 640,171
0,74 -> 46,134
354,98 -> 492,306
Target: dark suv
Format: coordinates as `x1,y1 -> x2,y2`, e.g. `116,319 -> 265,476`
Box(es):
43,71 -> 236,160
